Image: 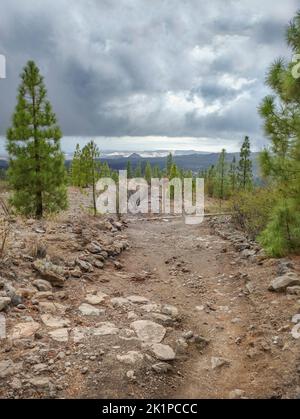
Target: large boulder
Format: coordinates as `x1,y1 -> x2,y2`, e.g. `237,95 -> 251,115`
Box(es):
268,272 -> 300,292
32,260 -> 65,287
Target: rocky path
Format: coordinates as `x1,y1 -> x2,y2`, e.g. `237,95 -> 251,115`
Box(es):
0,209 -> 299,399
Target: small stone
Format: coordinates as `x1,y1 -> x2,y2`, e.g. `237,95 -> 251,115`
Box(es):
79,303 -> 104,316
29,377 -> 51,389
32,260 -> 65,287
152,362 -> 172,374
87,243 -> 102,254
161,305 -> 179,318
127,296 -> 149,304
117,351 -> 144,365
76,259 -> 94,273
38,302 -> 66,314
150,343 -> 176,361
110,297 -> 130,307
9,378 -> 22,390
268,272 -> 300,292
0,360 -> 23,378
85,292 -> 108,305
182,331 -> 194,340
10,321 -> 40,340
70,268 -> 82,278
91,322 -> 118,336
229,389 -> 246,399
32,279 -> 52,292
131,320 -> 166,343
287,286 -> 300,296
33,363 -> 48,374
175,338 -> 189,355
194,335 -> 210,349
48,328 -> 69,342
126,370 -> 136,380
41,314 -> 70,328
0,297 -> 11,311
211,356 -> 230,370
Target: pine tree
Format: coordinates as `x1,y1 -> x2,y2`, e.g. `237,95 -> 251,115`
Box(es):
205,165 -> 215,197
100,161 -> 111,178
166,153 -> 173,177
214,149 -> 228,203
126,160 -> 132,179
71,143 -> 83,187
6,61 -> 67,218
258,10 -> 300,255
238,136 -> 253,190
134,162 -> 142,178
229,156 -> 238,193
144,161 -> 152,184
152,165 -> 161,178
81,140 -> 100,216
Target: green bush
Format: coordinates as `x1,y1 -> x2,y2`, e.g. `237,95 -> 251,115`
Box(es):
258,198 -> 300,257
231,188 -> 277,239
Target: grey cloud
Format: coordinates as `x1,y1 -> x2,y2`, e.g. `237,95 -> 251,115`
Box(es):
0,0 -> 299,145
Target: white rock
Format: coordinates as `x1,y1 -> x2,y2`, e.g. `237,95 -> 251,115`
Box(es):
139,303 -> 161,313
127,296 -> 149,304
150,343 -> 176,361
79,303 -> 105,316
10,321 -> 40,339
41,314 -> 70,328
91,322 -> 119,336
110,297 -> 130,307
39,302 -> 66,314
291,326 -> 300,339
117,351 -> 144,365
131,320 -> 166,343
292,314 -> 300,324
48,328 -> 69,342
85,292 -> 108,305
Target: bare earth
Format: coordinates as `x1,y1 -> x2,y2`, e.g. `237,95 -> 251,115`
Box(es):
0,189 -> 299,399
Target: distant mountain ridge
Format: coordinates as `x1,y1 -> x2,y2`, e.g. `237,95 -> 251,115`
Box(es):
0,151 -> 261,177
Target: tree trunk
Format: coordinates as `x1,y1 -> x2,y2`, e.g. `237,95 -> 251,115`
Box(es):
32,88 -> 43,218
92,157 -> 97,216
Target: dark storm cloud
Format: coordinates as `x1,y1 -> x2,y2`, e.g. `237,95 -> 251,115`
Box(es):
0,0 -> 299,148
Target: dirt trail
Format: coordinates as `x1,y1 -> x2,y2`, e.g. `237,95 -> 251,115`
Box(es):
1,199 -> 299,399
113,215 -> 299,399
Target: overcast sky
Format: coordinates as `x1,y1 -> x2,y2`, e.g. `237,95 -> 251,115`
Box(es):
0,0 -> 299,152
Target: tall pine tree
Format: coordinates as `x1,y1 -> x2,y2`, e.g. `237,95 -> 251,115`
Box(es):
258,10 -> 300,256
82,141 -> 100,216
7,61 -> 67,218
238,136 -> 253,190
